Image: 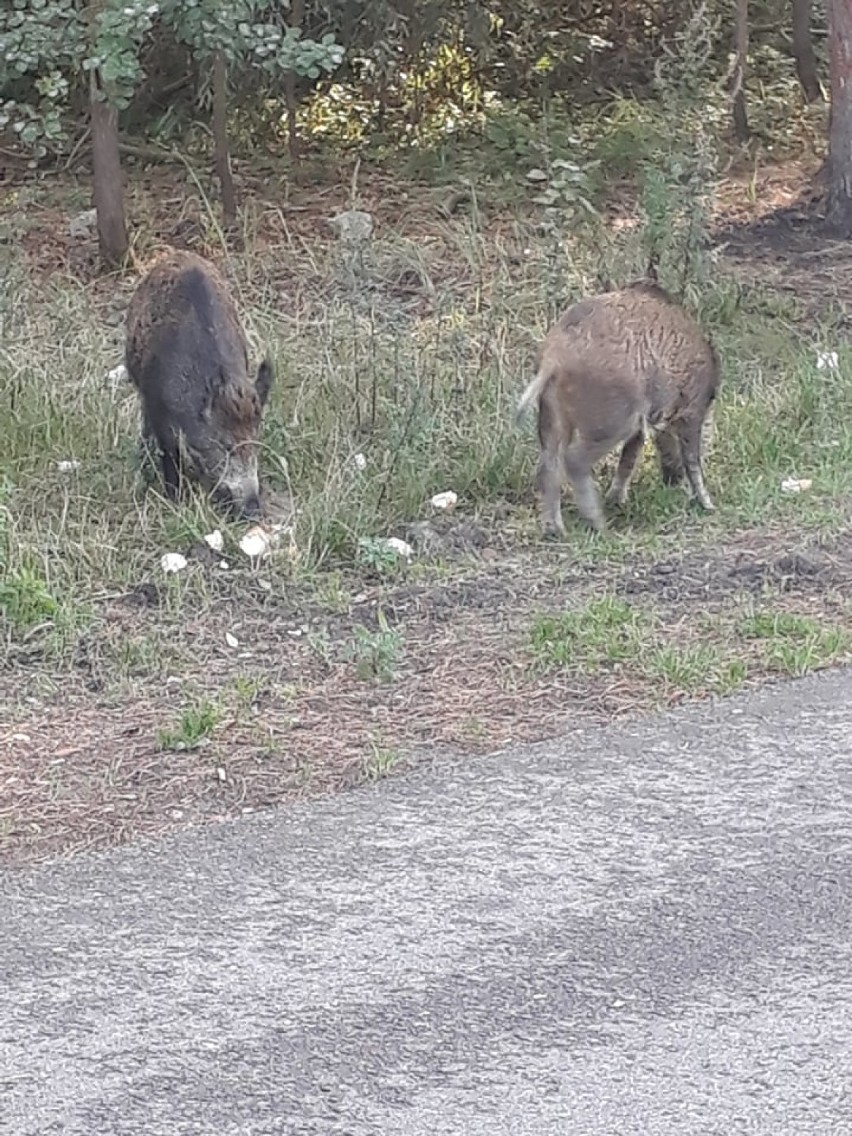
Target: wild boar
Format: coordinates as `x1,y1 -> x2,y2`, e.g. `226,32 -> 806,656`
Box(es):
516,281 -> 720,535
125,250 -> 273,520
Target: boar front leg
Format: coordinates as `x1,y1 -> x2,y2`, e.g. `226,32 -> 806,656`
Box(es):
137,411 -> 160,487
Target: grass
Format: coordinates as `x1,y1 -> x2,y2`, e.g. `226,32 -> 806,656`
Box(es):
740,610 -> 852,677
529,597 -> 651,672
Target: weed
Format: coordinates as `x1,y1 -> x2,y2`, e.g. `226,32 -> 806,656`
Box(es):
347,611 -> 404,682
115,634 -> 167,678
0,566 -> 60,632
357,536 -> 407,575
231,674 -> 266,712
156,698 -> 220,752
362,738 -> 403,781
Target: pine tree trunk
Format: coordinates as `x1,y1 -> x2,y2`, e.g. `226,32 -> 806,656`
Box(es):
90,67 -> 128,268
284,0 -> 304,169
212,49 -> 237,224
826,0 -> 852,234
732,0 -> 750,141
792,0 -> 823,103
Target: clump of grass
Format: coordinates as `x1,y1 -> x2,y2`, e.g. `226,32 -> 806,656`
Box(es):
0,565 -> 61,632
529,595 -> 651,672
362,736 -> 403,781
156,698 -> 220,752
740,610 -> 852,676
642,643 -> 748,696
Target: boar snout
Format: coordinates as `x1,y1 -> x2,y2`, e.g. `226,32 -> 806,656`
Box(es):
210,449 -> 264,521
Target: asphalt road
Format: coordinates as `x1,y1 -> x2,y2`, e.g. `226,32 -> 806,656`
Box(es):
3,669 -> 852,1135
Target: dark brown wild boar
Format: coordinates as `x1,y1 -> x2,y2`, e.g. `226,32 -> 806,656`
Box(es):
125,250 -> 273,520
516,281 -> 720,535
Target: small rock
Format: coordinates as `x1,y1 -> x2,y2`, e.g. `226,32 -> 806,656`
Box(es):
225,631 -> 239,648
781,477 -> 813,494
107,363 -> 129,387
69,208 -> 97,239
239,523 -> 289,560
160,552 -> 188,574
203,529 -> 224,552
430,490 -> 458,511
382,537 -> 414,560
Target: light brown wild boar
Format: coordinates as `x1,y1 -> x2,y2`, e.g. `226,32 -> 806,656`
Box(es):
516,281 -> 720,535
125,250 -> 273,520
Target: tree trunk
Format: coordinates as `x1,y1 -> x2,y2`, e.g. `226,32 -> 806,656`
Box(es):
732,0 -> 750,141
283,0 -> 304,169
212,49 -> 237,223
827,0 -> 852,233
89,67 -> 128,268
792,0 -> 823,102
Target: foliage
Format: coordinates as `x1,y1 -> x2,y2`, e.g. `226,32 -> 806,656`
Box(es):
0,0 -> 343,160
0,0 -> 832,165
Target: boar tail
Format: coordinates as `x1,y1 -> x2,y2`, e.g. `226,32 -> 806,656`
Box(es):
515,369 -> 550,426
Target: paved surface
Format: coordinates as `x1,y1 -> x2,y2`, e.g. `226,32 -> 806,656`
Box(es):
3,670 -> 852,1135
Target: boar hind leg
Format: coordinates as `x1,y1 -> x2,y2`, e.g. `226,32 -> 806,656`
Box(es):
605,431 -> 644,507
680,421 -> 715,512
536,448 -> 567,538
654,429 -> 685,487
563,437 -> 610,532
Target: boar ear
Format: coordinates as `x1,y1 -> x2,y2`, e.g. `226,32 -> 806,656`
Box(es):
256,358 -> 273,407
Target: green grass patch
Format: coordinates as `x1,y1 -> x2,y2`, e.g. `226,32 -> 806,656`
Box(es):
530,596 -> 651,672
740,609 -> 852,677
156,698 -> 221,752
